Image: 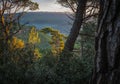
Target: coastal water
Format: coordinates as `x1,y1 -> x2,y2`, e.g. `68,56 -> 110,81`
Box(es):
20,12 -> 73,35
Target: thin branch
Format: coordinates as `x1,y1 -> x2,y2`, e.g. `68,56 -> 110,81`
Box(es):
79,33 -> 95,37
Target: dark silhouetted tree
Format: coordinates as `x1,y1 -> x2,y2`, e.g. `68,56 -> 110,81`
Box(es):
90,0 -> 120,84
57,0 -> 98,51
64,0 -> 87,51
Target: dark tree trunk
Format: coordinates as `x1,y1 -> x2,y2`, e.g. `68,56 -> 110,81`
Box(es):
64,0 -> 87,51
91,0 -> 120,84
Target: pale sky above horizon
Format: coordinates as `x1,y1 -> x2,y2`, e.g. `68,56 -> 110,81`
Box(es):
31,0 -> 71,12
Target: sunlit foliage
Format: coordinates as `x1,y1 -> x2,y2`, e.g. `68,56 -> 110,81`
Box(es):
8,36 -> 25,50
50,30 -> 65,55
40,27 -> 66,55
33,48 -> 42,60
28,27 -> 42,60
0,0 -> 39,41
28,27 -> 40,44
0,0 -> 39,61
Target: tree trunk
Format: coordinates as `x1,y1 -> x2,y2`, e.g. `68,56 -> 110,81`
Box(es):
64,0 -> 87,51
90,0 -> 120,84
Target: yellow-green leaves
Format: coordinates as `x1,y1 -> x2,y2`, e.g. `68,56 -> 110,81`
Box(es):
1,16 -> 5,25
28,27 -> 40,44
8,36 -> 25,50
40,27 -> 65,55
50,30 -> 65,55
33,48 -> 42,60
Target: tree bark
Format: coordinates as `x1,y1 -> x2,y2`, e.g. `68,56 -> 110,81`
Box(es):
90,0 -> 120,84
64,0 -> 87,51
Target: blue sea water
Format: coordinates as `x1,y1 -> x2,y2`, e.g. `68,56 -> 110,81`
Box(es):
20,12 -> 73,35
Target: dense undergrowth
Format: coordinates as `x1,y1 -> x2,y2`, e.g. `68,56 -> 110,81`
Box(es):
0,49 -> 93,84
0,21 -> 95,84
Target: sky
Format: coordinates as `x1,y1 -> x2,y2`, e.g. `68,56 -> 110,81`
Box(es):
31,0 -> 71,12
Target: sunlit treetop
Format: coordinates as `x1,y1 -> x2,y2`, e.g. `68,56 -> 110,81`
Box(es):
57,0 -> 77,7
0,0 -> 39,13
0,0 -> 39,41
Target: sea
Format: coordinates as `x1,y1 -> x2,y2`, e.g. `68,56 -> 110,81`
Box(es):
20,12 -> 73,35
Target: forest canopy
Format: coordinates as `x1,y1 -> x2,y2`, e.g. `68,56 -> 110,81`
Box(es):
0,0 -> 120,84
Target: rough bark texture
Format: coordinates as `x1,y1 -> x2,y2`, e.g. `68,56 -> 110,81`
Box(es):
90,0 -> 120,84
64,0 -> 87,51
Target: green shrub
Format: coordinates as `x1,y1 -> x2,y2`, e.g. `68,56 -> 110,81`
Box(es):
0,47 -> 93,84
55,52 -> 93,84
0,44 -> 35,84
